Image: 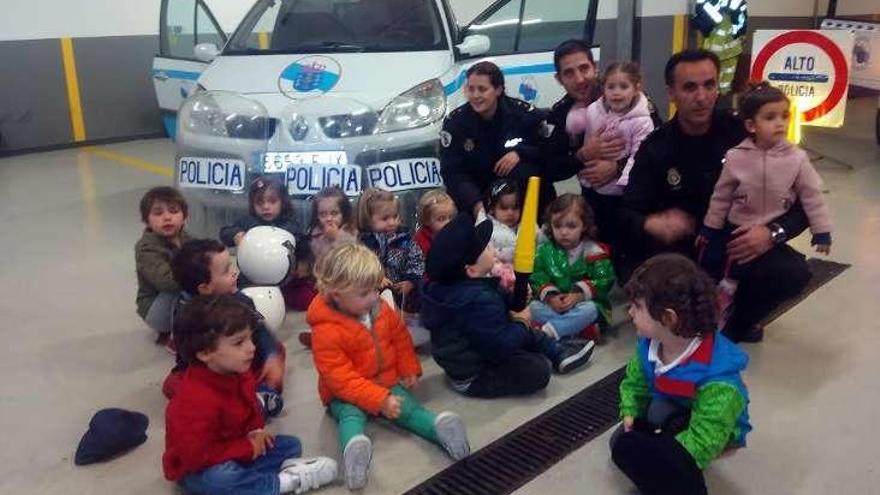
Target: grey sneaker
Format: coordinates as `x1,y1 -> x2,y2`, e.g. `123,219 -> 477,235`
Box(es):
434,411 -> 470,461
342,434 -> 372,490
554,339 -> 596,374
279,456 -> 338,494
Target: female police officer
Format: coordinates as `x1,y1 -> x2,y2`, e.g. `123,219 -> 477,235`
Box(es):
439,61 -> 553,218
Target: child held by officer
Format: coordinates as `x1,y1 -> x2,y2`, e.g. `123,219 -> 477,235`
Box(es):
163,294 -> 337,495
135,186 -> 191,347
307,243 -> 470,490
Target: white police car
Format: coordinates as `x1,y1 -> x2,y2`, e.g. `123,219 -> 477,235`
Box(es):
152,0 -> 600,233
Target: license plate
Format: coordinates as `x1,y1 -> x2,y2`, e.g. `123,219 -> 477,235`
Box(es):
365,157 -> 443,192
263,151 -> 348,173
178,157 -> 246,191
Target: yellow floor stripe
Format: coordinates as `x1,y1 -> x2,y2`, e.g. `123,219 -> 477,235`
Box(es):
84,146 -> 174,177
60,38 -> 87,142
668,14 -> 688,119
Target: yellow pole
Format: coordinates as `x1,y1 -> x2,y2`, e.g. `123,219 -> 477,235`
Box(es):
787,99 -> 802,144
513,176 -> 540,274
60,38 -> 87,142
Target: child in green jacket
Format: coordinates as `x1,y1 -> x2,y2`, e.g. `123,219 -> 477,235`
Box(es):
530,194 -> 614,340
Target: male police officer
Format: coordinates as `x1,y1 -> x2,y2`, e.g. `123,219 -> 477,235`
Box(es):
618,49 -> 811,342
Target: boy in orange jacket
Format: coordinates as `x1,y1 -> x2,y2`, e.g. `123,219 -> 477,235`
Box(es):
307,243 -> 470,490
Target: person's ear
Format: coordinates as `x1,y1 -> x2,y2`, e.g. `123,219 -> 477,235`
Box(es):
554,73 -> 563,85
195,348 -> 213,363
744,119 -> 757,134
196,282 -> 212,295
661,308 -> 679,330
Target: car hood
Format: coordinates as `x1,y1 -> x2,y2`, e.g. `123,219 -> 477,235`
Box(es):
198,51 -> 453,110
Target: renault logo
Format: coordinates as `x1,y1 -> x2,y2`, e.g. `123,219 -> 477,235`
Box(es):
289,115 -> 309,141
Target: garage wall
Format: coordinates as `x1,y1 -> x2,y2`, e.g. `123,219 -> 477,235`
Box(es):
0,0 -> 875,154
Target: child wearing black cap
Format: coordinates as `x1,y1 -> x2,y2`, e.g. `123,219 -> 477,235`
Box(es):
163,294 -> 337,495
421,214 -> 596,398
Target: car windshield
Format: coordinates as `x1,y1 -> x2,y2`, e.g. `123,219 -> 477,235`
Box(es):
226,0 -> 448,54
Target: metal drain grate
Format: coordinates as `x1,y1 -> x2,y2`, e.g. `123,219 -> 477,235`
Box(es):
405,366 -> 626,495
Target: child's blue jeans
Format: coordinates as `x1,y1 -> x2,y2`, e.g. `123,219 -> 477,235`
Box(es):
180,434 -> 301,495
530,300 -> 599,339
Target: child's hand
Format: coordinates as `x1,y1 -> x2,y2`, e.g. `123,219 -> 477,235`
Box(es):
560,292 -> 585,308
393,281 -> 414,296
233,231 -> 246,246
247,429 -> 274,459
510,306 -> 532,323
381,395 -> 403,419
815,244 -> 831,255
258,354 -> 285,392
623,416 -> 634,432
400,375 -> 419,389
322,222 -> 340,241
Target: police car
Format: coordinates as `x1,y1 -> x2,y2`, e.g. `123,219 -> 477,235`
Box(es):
152,0 -> 599,232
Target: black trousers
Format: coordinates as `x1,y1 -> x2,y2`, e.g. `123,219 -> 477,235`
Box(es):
582,188 -> 630,279
724,243 -> 811,337
611,427 -> 707,495
508,161 -> 557,220
463,351 -> 551,398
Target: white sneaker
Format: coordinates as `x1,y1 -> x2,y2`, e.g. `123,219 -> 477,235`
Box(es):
342,434 -> 372,490
434,411 -> 470,461
279,456 -> 338,494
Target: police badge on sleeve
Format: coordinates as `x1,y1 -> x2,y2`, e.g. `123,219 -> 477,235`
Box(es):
439,131 -> 452,148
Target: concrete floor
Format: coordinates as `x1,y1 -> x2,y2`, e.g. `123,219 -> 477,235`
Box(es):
0,98 -> 877,495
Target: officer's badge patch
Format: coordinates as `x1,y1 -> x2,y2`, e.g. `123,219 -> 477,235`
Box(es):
464,139 -> 475,152
667,167 -> 682,188
440,131 -> 452,148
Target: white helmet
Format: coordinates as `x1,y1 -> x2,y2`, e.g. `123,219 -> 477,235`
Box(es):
241,286 -> 286,333
237,226 -> 296,285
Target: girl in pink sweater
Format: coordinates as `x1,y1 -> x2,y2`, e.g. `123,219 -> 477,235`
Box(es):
698,82 -> 833,320
566,62 -> 656,196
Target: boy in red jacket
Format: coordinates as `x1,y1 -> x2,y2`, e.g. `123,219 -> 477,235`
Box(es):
163,295 -> 337,495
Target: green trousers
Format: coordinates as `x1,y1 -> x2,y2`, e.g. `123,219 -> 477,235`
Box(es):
329,385 -> 438,452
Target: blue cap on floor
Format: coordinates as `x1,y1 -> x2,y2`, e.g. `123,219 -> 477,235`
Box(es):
75,408 -> 149,465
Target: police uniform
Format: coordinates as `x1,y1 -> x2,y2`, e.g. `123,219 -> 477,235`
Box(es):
618,110 -> 812,340
439,95 -> 554,214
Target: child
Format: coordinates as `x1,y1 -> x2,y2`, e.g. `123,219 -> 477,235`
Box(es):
297,186 -> 358,348
135,186 -> 191,345
481,179 -> 543,292
414,189 -> 457,258
530,194 -> 614,341
357,188 -> 424,313
567,62 -> 656,195
307,243 -> 470,490
308,186 -> 358,262
421,214 -> 596,398
165,239 -> 286,412
610,253 -> 751,495
163,294 -> 337,495
698,82 -> 833,322
218,176 -> 314,311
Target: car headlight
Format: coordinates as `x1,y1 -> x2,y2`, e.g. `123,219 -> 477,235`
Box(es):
180,91 -> 275,139
376,79 -> 446,134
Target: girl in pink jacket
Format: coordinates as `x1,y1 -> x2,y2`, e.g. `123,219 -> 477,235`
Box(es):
566,62 -> 656,196
698,82 -> 833,320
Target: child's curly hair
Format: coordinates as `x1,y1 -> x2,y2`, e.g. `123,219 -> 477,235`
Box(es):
175,294 -> 259,365
625,253 -> 717,338
543,193 -> 598,242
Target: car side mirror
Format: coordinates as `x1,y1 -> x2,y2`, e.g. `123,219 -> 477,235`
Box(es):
456,34 -> 491,57
194,43 -> 221,62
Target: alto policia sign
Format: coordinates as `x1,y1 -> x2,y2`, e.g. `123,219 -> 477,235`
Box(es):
751,30 -> 854,127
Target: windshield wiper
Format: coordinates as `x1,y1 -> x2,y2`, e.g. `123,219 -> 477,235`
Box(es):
291,41 -> 367,52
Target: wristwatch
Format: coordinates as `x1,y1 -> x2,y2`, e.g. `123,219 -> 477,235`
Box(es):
768,223 -> 787,244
